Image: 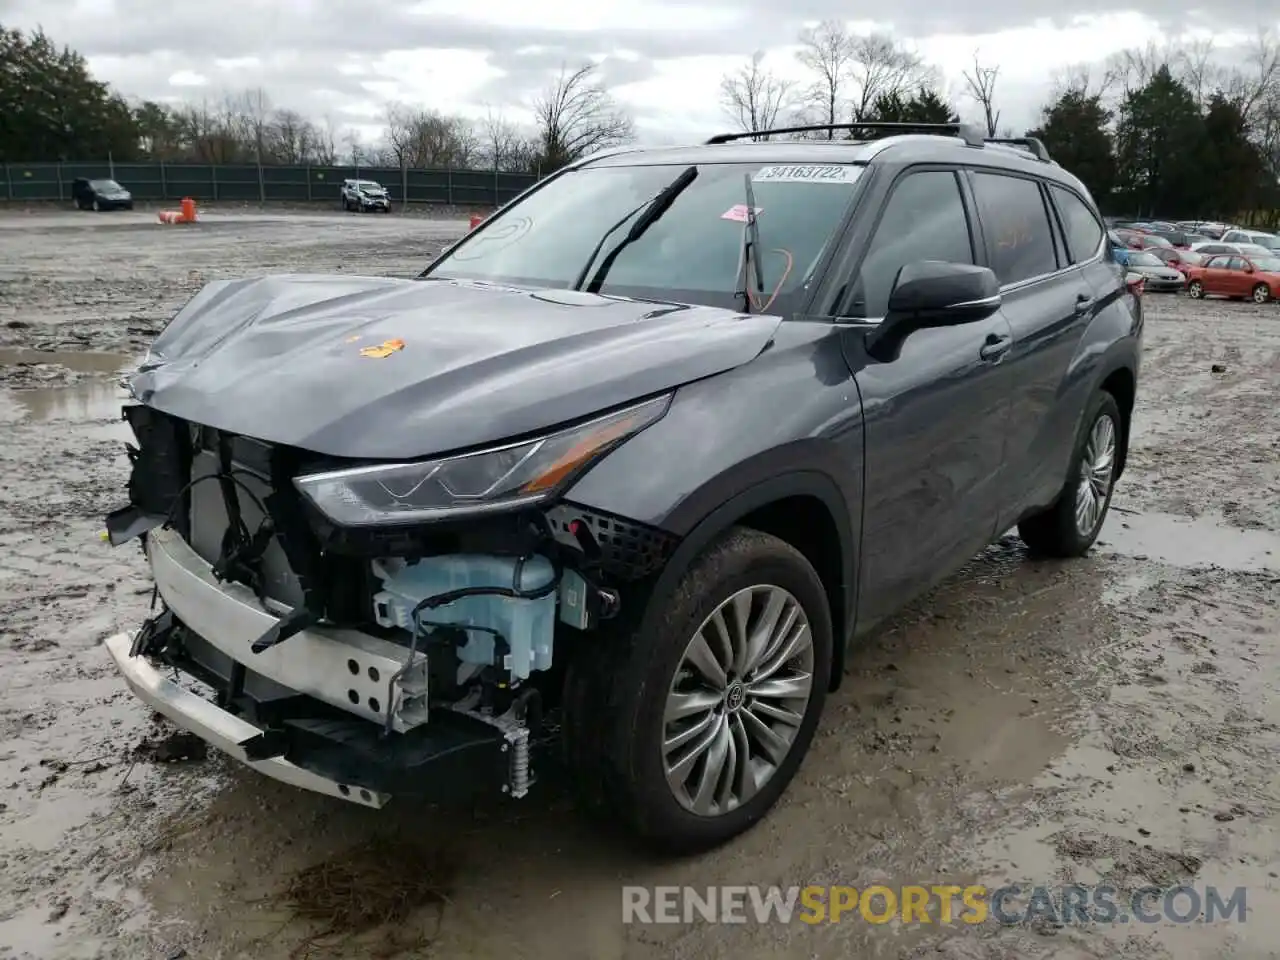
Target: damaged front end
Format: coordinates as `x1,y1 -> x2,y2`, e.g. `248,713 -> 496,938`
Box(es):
103,397 -> 676,807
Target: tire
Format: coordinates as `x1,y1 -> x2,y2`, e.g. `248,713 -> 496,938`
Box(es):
1018,390 -> 1122,558
1187,280 -> 1204,298
562,526 -> 833,854
1252,283 -> 1270,304
91,198 -> 100,211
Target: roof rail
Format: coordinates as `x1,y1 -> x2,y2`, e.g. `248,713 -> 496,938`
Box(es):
704,121 -> 986,147
983,136 -> 1052,162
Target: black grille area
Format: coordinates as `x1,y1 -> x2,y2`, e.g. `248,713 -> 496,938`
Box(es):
547,504 -> 677,579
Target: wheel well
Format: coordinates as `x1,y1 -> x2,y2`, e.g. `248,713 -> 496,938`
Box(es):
738,496 -> 846,689
1100,367 -> 1135,477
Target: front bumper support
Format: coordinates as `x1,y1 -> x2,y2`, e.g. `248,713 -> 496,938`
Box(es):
105,631 -> 389,806
105,628 -> 518,805
145,526 -> 427,731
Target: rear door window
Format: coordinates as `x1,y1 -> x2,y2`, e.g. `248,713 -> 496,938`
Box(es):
969,172 -> 1059,284
1049,185 -> 1104,264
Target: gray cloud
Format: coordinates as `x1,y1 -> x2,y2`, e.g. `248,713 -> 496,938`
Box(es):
3,0 -> 1272,145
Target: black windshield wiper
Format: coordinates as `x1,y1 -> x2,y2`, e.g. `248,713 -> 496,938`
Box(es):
736,172 -> 765,313
574,165 -> 698,294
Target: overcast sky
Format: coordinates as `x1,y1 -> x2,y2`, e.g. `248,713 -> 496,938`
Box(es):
3,1 -> 1275,149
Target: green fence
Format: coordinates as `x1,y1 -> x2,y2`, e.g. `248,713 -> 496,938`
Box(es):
1,162 -> 540,207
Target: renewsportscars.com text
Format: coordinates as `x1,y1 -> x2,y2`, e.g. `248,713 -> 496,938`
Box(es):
622,884 -> 1248,926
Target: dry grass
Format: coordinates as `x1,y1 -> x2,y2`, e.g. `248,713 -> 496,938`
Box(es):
273,835 -> 459,959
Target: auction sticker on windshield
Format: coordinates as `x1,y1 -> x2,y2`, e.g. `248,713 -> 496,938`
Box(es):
753,165 -> 859,184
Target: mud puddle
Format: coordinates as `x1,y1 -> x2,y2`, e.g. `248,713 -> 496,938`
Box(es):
1098,510 -> 1280,573
0,348 -> 134,429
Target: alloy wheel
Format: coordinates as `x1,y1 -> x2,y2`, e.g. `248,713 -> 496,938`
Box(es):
1074,413 -> 1116,537
662,585 -> 815,817
1188,281 -> 1203,298
1254,285 -> 1270,304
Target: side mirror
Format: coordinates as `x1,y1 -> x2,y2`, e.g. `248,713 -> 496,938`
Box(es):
865,261 -> 1001,363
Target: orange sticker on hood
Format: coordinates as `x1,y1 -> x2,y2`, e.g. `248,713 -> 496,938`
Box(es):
359,338 -> 405,358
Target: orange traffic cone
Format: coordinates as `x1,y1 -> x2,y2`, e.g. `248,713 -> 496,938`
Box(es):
180,197 -> 197,222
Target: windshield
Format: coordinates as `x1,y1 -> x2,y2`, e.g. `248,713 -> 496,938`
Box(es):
1251,257 -> 1280,271
1250,234 -> 1280,250
1144,234 -> 1173,248
426,161 -> 865,311
358,181 -> 384,191
1130,252 -> 1162,267
1240,244 -> 1270,257
90,179 -> 122,191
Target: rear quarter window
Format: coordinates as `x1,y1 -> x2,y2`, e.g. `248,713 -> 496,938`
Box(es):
1049,185 -> 1104,264
969,172 -> 1059,285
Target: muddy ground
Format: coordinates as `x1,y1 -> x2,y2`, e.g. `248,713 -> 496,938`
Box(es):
0,210 -> 1277,960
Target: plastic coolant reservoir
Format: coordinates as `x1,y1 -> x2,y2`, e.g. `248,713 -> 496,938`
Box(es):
371,555 -> 557,681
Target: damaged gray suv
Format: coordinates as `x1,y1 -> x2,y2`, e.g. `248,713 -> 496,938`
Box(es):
104,122 -> 1142,853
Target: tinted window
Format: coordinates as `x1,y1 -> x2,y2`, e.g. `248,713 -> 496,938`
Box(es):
1201,245 -> 1226,254
1205,256 -> 1229,268
970,173 -> 1058,284
1052,187 -> 1104,264
845,170 -> 974,318
432,161 -> 864,311
1227,257 -> 1247,270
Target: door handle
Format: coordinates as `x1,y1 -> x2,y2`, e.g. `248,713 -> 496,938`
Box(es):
979,333 -> 1012,362
1075,293 -> 1095,313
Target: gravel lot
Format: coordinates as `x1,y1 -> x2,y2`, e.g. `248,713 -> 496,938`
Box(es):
0,209 -> 1277,960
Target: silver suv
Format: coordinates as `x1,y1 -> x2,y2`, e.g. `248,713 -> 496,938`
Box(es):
340,179 -> 391,213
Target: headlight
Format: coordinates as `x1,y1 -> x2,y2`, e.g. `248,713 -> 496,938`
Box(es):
293,394 -> 672,526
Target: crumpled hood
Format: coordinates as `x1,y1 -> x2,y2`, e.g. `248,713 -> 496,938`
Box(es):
129,274 -> 781,460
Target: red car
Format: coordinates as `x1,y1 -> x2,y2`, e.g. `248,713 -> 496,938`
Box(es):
1185,253 -> 1280,303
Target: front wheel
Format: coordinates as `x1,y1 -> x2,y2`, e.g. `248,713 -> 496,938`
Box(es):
563,527 -> 832,854
91,198 -> 101,211
1018,390 -> 1121,558
1253,283 -> 1271,304
1187,280 -> 1204,298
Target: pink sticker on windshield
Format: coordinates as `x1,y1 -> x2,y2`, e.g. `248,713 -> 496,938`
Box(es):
721,204 -> 762,223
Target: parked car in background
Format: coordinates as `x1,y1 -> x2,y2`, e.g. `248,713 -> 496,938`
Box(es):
100,122 -> 1142,852
340,179 -> 392,212
1107,231 -> 1131,266
72,177 -> 133,211
1116,230 -> 1174,251
1179,221 -> 1229,239
1221,229 -> 1280,252
1122,251 -> 1186,291
1185,254 -> 1280,302
1146,229 -> 1197,249
1190,241 -> 1274,260
1147,246 -> 1198,273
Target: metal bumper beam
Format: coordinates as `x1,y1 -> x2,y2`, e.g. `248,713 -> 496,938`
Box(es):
103,631 -> 388,807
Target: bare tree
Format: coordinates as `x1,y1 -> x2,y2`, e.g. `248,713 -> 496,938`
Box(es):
530,63 -> 635,172
382,103 -> 414,170
343,128 -> 366,167
962,52 -> 1000,136
1103,41 -> 1174,99
795,21 -> 856,137
848,34 -> 929,123
479,106 -> 539,172
266,108 -> 313,164
1050,62 -> 1112,100
719,51 -> 794,139
314,114 -> 338,165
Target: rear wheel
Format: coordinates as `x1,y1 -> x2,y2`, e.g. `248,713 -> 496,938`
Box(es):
563,527 -> 832,854
1253,283 -> 1271,304
1018,390 -> 1121,558
1187,280 -> 1204,298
